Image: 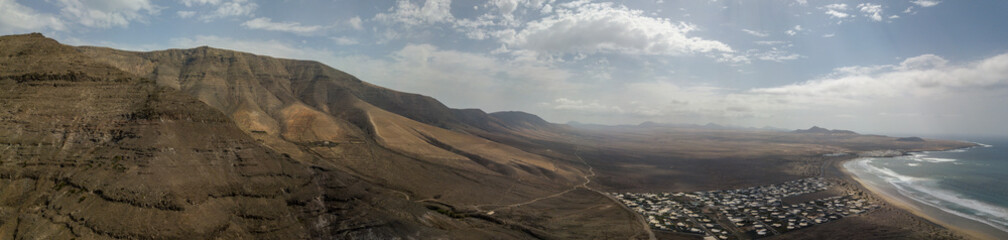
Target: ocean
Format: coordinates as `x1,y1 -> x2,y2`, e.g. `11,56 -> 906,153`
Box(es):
843,137 -> 1008,238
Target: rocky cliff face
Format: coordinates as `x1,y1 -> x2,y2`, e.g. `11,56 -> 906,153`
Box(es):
0,32 -> 478,239
0,33 -> 648,239
79,43 -> 587,203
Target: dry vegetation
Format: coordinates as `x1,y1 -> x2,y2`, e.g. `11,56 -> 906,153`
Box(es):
0,33 -> 649,239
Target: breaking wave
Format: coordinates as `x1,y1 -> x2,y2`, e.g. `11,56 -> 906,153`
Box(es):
903,152 -> 957,163
850,158 -> 1008,234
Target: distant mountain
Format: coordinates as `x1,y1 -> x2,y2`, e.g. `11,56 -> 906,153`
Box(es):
793,126 -> 858,135
633,121 -> 787,131
760,126 -> 792,132
897,137 -> 926,142
488,111 -> 557,130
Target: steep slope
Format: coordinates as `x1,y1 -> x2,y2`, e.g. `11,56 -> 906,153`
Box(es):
71,36 -> 649,238
1,33 -> 614,239
80,45 -> 582,198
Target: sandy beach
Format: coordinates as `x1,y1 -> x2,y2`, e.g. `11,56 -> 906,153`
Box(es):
838,157 -> 1008,240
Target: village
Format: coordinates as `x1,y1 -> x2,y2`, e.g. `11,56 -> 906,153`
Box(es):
613,178 -> 879,239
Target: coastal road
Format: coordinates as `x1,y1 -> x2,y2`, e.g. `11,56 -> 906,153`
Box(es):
352,125 -> 656,239
477,149 -> 657,238
573,150 -> 657,240
483,149 -> 656,240
485,150 -> 595,211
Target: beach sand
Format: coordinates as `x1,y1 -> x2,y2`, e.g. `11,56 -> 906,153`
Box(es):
835,158 -> 1008,240
760,157 -> 962,240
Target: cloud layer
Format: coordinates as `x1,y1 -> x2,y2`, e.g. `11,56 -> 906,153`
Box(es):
501,2 -> 733,56
56,0 -> 159,28
375,0 -> 454,26
242,17 -> 323,34
0,0 -> 66,32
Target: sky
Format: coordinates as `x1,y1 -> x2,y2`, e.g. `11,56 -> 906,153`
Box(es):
1,0 -> 1007,137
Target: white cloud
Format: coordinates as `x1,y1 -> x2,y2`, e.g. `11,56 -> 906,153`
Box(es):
503,2 -> 733,56
742,29 -> 768,37
717,53 -> 751,64
180,0 -> 222,7
328,44 -> 576,111
484,0 -> 552,23
179,0 -> 257,22
824,9 -> 848,19
490,0 -> 520,16
331,36 -> 358,45
822,33 -> 836,38
785,25 -> 802,36
824,4 -> 848,11
755,40 -> 787,45
56,0 -> 160,28
347,16 -> 363,30
549,98 -> 624,114
176,10 -> 196,18
752,53 -> 1008,100
895,54 -> 947,70
0,0 -> 66,33
911,0 -> 940,7
550,80 -> 765,121
823,3 -> 850,19
242,17 -> 323,34
554,52 -> 1008,132
453,16 -> 497,40
206,0 -> 256,20
374,0 -> 454,27
719,48 -> 803,64
483,0 -> 526,27
857,3 -> 883,22
753,49 -> 802,62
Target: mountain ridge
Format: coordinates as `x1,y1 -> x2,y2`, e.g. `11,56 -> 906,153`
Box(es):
0,33 -> 649,239
793,126 -> 858,135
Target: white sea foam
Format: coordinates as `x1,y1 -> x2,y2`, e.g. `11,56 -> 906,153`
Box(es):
967,141 -> 994,148
850,158 -> 1008,233
907,163 -> 920,167
860,160 -> 923,183
921,157 -> 957,163
905,154 -> 957,163
901,152 -> 956,163
907,182 -> 1008,233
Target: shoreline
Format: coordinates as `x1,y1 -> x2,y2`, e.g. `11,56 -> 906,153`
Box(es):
836,155 -> 1007,240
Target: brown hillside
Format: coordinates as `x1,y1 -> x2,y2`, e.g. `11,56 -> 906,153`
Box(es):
70,34 -> 650,238
0,33 -> 650,239
0,33 -> 460,239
